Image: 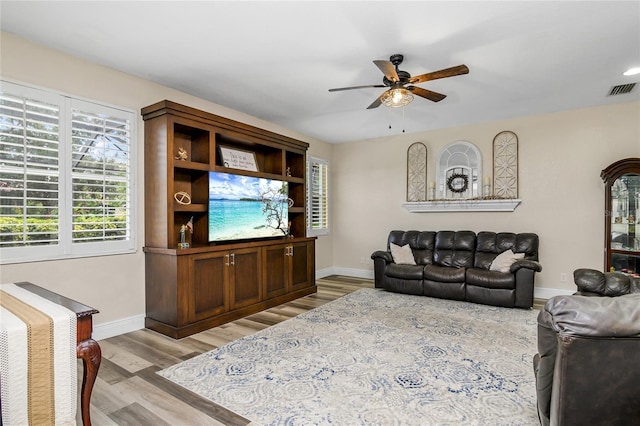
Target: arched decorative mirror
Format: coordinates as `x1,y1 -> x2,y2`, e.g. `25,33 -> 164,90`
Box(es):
436,141 -> 482,199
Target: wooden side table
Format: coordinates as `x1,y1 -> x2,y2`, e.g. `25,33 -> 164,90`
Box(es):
15,282 -> 102,426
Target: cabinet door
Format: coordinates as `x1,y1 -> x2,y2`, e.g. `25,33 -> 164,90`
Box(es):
290,241 -> 314,292
263,243 -> 289,299
229,247 -> 262,309
189,252 -> 229,322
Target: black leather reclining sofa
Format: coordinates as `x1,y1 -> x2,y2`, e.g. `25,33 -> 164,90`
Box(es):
371,230 -> 542,308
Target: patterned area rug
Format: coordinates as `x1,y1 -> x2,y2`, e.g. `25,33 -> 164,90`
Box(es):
159,289 -> 540,425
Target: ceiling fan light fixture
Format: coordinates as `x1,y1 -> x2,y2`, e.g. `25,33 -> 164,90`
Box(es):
381,88 -> 413,108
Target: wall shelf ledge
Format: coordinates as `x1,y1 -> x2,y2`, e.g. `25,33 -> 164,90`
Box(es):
403,199 -> 521,213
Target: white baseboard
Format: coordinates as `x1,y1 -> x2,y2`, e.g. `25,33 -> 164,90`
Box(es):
95,269 -> 572,340
315,267 -> 335,279
93,314 -> 145,341
534,287 -> 574,300
320,267 -> 374,280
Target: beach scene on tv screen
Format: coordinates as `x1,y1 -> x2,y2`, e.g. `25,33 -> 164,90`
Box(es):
209,172 -> 288,241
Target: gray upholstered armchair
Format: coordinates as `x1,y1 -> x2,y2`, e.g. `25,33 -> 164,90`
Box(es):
533,269 -> 640,425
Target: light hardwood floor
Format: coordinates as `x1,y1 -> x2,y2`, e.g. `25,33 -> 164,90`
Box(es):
83,276 -> 545,425
82,276 -> 374,425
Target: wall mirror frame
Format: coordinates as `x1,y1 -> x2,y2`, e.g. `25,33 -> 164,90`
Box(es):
436,140 -> 482,199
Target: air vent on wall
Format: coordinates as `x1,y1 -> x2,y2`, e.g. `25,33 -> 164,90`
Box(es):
607,83 -> 636,96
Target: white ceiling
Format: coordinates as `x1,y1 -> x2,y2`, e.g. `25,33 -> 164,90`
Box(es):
2,1 -> 639,143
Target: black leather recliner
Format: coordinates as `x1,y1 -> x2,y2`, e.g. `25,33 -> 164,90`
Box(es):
533,269 -> 640,426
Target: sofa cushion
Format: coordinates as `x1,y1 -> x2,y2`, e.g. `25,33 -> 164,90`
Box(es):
387,230 -> 434,265
413,231 -> 436,265
385,263 -> 424,280
433,230 -> 476,268
424,264 -> 465,283
466,268 -> 516,289
385,276 -> 424,295
490,249 -> 525,272
474,231 -> 539,269
390,243 -> 416,265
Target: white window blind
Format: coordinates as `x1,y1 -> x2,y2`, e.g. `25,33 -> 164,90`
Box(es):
307,156 -> 329,236
0,81 -> 136,264
71,102 -> 131,243
0,93 -> 61,248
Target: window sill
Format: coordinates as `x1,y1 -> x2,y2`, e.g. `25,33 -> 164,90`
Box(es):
403,199 -> 521,213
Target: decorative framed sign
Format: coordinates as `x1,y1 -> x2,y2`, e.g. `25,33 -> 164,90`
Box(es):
219,146 -> 259,172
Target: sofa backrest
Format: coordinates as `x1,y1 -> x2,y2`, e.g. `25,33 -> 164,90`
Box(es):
573,268 -> 640,296
388,230 -> 539,269
433,230 -> 476,268
387,230 -> 476,267
387,230 -> 436,264
474,231 -> 539,269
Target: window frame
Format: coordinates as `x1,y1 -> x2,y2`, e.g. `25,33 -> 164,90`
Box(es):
0,80 -> 137,264
306,156 -> 329,237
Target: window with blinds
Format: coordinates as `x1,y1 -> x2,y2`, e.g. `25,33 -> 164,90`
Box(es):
307,157 -> 329,236
0,81 -> 136,264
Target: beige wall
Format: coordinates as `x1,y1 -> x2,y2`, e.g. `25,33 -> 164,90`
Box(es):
2,31 -> 639,332
333,101 -> 640,293
0,32 -> 334,326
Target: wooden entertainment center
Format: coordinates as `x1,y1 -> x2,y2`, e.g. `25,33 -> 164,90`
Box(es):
142,101 -> 316,338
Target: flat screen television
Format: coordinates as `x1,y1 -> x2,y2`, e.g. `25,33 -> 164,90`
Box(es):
208,171 -> 289,242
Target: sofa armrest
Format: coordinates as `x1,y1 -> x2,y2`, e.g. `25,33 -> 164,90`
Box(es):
371,250 -> 393,263
371,250 -> 393,288
542,294 -> 640,337
510,259 -> 542,273
533,318 -> 558,426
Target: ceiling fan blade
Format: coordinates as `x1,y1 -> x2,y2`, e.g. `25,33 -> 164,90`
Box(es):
373,60 -> 399,82
366,92 -> 385,109
409,64 -> 469,84
407,86 -> 447,102
328,84 -> 386,92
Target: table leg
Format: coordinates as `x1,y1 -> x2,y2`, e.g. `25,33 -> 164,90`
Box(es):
77,338 -> 102,426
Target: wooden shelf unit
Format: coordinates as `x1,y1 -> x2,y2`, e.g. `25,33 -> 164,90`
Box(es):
142,100 -> 316,338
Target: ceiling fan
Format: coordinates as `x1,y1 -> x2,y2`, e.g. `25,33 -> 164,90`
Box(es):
329,54 -> 469,109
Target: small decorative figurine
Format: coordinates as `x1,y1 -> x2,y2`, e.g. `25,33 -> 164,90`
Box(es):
178,217 -> 193,249
175,147 -> 188,161
286,166 -> 292,177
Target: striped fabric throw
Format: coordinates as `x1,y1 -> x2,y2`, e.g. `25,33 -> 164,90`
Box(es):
0,284 -> 77,426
